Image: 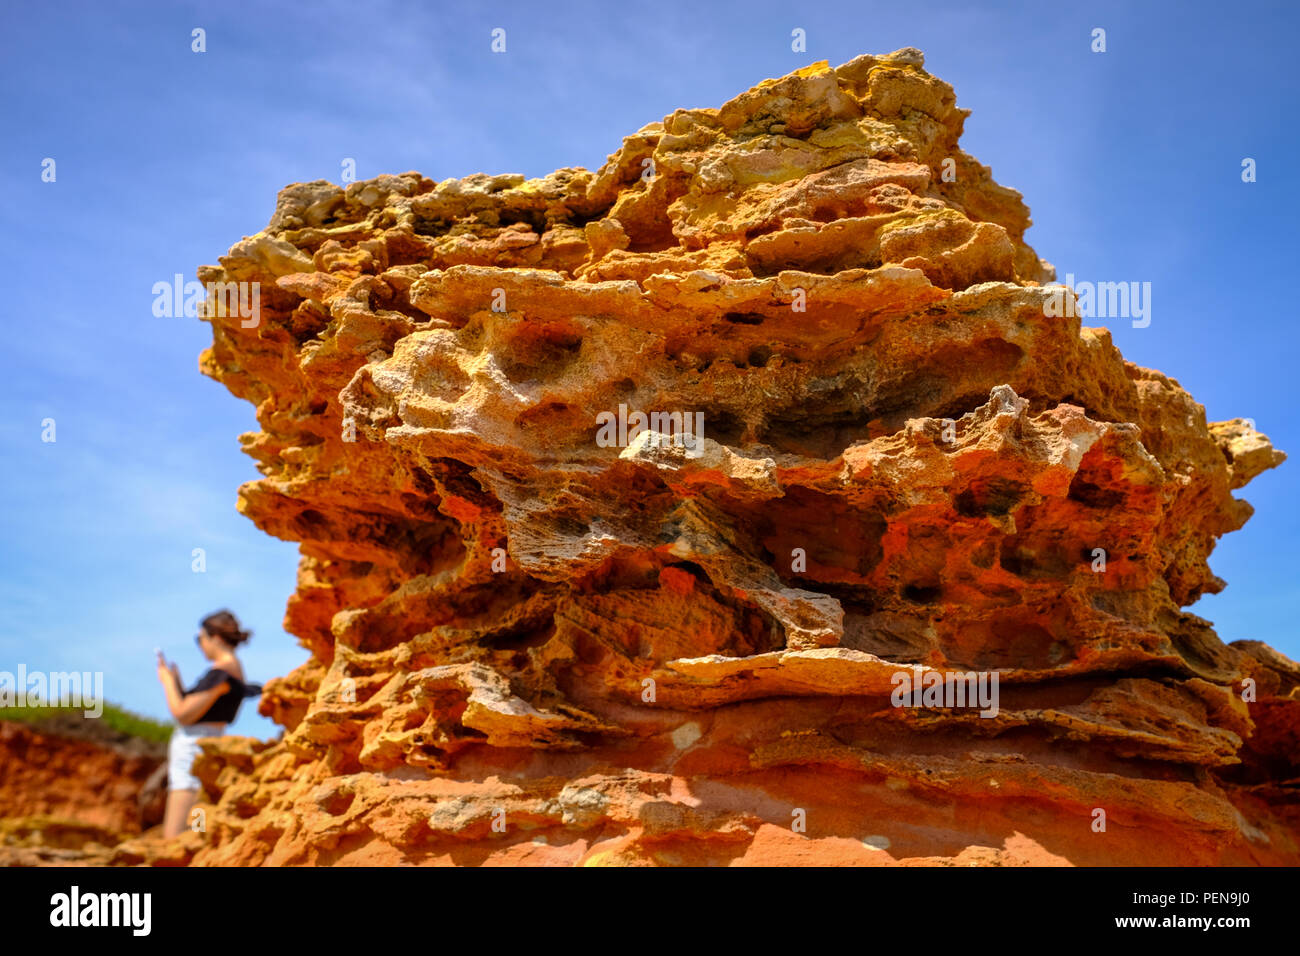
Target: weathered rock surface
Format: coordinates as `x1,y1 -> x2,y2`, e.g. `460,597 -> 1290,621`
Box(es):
183,49 -> 1294,866
0,716 -> 164,865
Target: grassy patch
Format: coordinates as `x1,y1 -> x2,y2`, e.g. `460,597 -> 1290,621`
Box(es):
0,702 -> 172,745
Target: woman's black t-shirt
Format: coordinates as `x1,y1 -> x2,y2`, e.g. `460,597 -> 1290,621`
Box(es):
186,668 -> 245,724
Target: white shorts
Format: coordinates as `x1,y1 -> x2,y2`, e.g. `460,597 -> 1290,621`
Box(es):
167,722 -> 227,791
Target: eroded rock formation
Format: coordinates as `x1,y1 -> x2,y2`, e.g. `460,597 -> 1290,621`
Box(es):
0,716 -> 164,865
181,49 -> 1295,865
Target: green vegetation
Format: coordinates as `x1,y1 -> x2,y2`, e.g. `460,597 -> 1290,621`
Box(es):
0,702 -> 172,745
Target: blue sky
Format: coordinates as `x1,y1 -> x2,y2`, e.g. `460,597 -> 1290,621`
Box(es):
2,0 -> 1295,737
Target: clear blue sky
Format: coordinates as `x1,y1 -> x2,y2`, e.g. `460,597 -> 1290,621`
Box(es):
2,0 -> 1295,737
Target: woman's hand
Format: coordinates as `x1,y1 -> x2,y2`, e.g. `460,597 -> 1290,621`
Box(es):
156,652 -> 182,713
156,649 -> 228,724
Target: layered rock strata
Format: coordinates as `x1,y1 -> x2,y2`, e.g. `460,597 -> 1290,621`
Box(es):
185,49 -> 1294,866
0,716 -> 164,865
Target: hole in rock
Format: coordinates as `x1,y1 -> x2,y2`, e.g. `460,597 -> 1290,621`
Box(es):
722,312 -> 766,325
499,320 -> 584,383
998,540 -> 1076,580
954,478 -> 1026,518
751,486 -> 887,582
759,395 -> 873,458
1067,475 -> 1126,510
871,339 -> 1026,429
293,509 -> 330,537
901,583 -> 942,604
483,621 -> 556,652
699,409 -> 746,446
959,618 -> 1061,670
840,605 -> 933,660
325,790 -> 361,816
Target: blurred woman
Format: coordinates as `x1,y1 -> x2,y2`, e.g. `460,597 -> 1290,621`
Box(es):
155,609 -> 250,838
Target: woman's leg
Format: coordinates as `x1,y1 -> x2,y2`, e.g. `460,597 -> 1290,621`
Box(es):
163,788 -> 198,838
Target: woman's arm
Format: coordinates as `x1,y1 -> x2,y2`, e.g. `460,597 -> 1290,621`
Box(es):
156,656 -> 230,725
168,682 -> 230,724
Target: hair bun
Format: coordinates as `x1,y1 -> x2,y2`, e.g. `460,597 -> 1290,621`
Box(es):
201,609 -> 251,647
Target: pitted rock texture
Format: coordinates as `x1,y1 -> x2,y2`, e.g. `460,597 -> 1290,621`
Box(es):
184,49 -> 1295,866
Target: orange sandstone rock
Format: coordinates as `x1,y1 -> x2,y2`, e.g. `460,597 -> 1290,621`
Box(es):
187,49 -> 1294,866
0,716 -> 164,864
